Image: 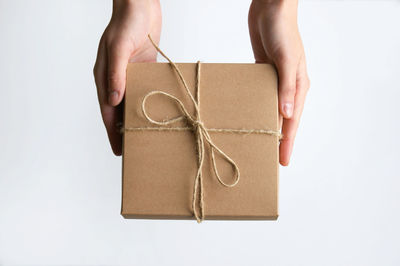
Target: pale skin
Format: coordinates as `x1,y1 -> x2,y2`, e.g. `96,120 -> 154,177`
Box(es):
94,0 -> 309,166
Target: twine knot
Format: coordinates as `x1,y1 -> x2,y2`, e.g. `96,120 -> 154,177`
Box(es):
191,120 -> 205,129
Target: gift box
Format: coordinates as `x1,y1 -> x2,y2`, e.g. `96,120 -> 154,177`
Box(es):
121,56 -> 280,222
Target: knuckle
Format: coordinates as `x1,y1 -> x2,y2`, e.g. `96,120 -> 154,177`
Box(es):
280,84 -> 296,97
301,76 -> 311,92
280,134 -> 294,143
93,63 -> 98,77
305,75 -> 311,88
306,77 -> 311,90
93,65 -> 101,86
108,70 -> 120,83
299,85 -> 309,94
286,84 -> 297,93
109,38 -> 132,52
275,52 -> 291,65
108,40 -> 121,51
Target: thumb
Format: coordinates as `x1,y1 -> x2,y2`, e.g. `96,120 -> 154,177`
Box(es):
107,42 -> 132,106
276,59 -> 297,119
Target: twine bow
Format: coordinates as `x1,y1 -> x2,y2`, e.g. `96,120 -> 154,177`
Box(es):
143,36 -> 240,223
123,35 -> 282,223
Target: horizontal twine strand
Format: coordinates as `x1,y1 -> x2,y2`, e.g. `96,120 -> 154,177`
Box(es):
122,126 -> 282,138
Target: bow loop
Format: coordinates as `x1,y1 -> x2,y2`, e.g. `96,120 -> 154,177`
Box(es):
142,90 -> 195,127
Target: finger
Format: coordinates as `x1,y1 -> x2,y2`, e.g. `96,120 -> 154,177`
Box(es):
100,102 -> 124,156
94,39 -> 108,105
279,59 -> 310,166
94,40 -> 123,155
107,40 -> 132,106
276,58 -> 297,119
279,114 -> 283,130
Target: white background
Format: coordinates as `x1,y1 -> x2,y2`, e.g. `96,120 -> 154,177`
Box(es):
1,0 -> 400,265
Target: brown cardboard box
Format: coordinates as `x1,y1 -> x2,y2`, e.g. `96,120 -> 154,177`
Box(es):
121,62 -> 279,221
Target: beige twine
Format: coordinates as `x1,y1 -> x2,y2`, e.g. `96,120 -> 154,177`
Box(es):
122,34 -> 282,223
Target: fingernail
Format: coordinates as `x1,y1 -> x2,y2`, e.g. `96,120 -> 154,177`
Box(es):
283,103 -> 293,118
108,91 -> 119,105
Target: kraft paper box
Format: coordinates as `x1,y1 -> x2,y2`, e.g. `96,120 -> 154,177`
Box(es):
121,62 -> 280,221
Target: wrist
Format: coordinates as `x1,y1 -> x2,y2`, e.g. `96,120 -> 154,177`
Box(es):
113,0 -> 151,13
251,0 -> 298,12
113,0 -> 148,5
250,0 -> 298,21
251,0 -> 297,5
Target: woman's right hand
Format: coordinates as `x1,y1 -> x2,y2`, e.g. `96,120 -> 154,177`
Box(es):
93,0 -> 162,155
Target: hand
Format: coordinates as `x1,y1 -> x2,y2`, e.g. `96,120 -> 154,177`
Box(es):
93,0 -> 161,155
248,0 -> 310,166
